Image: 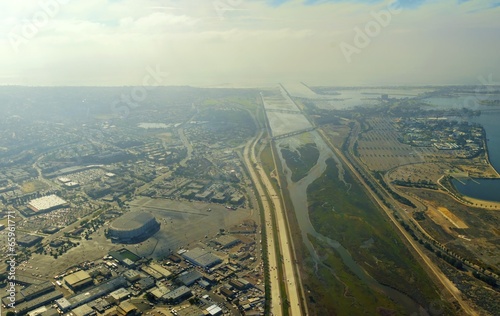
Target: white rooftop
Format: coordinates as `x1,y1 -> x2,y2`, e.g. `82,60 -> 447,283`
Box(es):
28,194 -> 68,211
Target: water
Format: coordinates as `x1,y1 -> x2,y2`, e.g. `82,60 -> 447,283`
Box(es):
451,178 -> 500,202
451,110 -> 500,200
417,90 -> 500,199
469,111 -> 500,171
276,131 -> 423,314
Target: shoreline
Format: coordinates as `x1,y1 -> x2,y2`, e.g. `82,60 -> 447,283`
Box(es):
462,195 -> 500,210
439,176 -> 500,210
448,113 -> 500,207
481,132 -> 500,177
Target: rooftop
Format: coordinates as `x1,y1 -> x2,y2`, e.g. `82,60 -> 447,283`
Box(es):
109,211 -> 156,231
64,270 -> 92,287
183,247 -> 222,268
28,194 -> 68,212
163,286 -> 191,301
177,270 -> 202,286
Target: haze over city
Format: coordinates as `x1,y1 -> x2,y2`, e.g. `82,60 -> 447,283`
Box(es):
1,0 -> 500,86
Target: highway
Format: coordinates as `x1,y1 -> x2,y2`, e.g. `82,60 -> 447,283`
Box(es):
243,127 -> 304,315
243,132 -> 282,316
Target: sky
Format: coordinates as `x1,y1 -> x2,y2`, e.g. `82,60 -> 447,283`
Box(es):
0,0 -> 499,87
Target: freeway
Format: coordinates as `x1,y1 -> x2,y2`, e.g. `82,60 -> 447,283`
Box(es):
243,122 -> 305,314
243,131 -> 282,316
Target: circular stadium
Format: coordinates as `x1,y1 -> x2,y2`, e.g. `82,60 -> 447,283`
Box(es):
107,211 -> 160,244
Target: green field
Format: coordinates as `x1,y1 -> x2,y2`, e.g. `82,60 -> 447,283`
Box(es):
305,235 -> 405,316
21,180 -> 49,193
281,143 -> 319,182
307,158 -> 450,313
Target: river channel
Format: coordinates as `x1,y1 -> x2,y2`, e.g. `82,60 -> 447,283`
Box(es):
275,131 -> 426,314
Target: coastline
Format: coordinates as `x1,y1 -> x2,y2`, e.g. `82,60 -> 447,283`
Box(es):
439,175 -> 500,210
481,134 -> 500,177
461,195 -> 500,210
448,111 -> 500,204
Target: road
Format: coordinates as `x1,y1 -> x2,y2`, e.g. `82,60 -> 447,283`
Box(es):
243,131 -> 282,316
243,112 -> 304,314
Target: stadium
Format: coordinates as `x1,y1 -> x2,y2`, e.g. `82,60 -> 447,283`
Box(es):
107,212 -> 160,244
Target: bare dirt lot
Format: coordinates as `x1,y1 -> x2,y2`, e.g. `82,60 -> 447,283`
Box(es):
405,188 -> 500,272
436,206 -> 469,229
15,198 -> 257,279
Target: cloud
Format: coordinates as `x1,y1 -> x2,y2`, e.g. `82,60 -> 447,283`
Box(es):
0,0 -> 499,86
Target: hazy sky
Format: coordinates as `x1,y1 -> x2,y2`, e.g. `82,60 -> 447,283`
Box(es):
1,0 -> 499,87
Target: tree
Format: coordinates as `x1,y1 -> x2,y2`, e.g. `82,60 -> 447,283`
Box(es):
145,292 -> 155,302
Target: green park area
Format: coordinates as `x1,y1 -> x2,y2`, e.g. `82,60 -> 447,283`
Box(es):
306,158 -> 451,314
281,143 -> 319,182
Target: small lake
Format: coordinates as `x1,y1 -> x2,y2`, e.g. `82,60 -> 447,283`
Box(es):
451,178 -> 500,203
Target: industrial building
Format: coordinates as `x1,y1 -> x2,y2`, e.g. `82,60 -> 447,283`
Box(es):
205,304 -> 223,316
182,247 -> 222,269
64,271 -> 93,291
214,235 -> 240,249
141,266 -> 163,279
177,270 -> 203,286
18,234 -> 44,247
162,286 -> 192,303
117,301 -> 138,316
69,304 -> 96,316
136,277 -> 155,292
87,298 -> 112,314
21,281 -> 55,300
123,270 -> 141,282
148,263 -> 172,279
56,276 -> 127,311
107,212 -> 160,243
109,288 -> 130,302
27,194 -> 68,213
10,290 -> 63,315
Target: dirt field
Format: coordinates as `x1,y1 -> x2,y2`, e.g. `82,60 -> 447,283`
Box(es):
21,180 -> 50,193
436,206 -> 469,229
388,162 -> 448,183
404,188 -> 500,272
12,198 -> 258,280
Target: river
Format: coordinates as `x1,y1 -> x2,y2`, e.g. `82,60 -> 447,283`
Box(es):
275,131 -> 424,314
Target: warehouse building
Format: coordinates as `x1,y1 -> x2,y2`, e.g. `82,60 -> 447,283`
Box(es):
21,281 -> 55,300
69,304 -> 96,316
177,270 -> 203,286
18,234 -> 44,247
56,276 -> 127,311
123,270 -> 141,282
148,263 -> 172,279
182,247 -> 222,269
109,288 -> 130,303
10,290 -> 63,315
162,286 -> 192,304
214,235 -> 240,249
27,195 -> 68,213
64,271 -> 93,291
